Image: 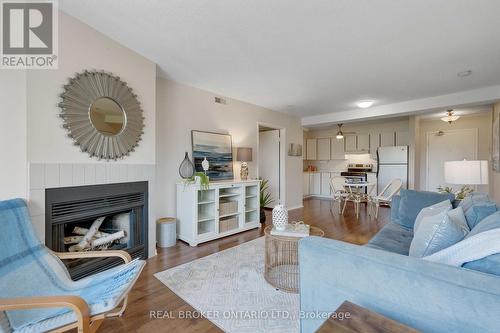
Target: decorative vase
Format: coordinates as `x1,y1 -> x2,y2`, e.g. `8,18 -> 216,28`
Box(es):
272,204 -> 288,231
179,152 -> 195,179
260,207 -> 266,223
201,157 -> 209,173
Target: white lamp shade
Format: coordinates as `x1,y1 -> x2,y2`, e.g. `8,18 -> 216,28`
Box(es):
444,160 -> 489,185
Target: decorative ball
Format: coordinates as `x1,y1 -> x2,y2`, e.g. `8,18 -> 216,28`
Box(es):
272,205 -> 288,231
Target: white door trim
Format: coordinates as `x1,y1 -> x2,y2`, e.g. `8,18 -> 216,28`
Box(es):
257,122 -> 286,206
425,128 -> 478,191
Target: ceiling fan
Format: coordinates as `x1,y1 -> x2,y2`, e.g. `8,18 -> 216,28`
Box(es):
335,124 -> 356,139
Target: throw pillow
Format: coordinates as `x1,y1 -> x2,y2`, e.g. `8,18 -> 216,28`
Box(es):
459,192 -> 490,212
464,202 -> 497,230
413,200 -> 452,232
409,207 -> 469,258
397,189 -> 455,228
466,210 -> 500,238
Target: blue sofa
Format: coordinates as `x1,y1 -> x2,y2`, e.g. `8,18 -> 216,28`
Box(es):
299,190 -> 500,333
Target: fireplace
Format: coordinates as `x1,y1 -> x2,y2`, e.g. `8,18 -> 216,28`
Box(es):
45,181 -> 148,280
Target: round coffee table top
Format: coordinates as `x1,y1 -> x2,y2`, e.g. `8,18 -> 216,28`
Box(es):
264,225 -> 325,241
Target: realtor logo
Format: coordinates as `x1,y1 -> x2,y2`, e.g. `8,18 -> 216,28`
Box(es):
1,0 -> 58,69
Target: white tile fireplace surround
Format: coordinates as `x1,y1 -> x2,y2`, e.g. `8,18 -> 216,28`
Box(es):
28,163 -> 156,257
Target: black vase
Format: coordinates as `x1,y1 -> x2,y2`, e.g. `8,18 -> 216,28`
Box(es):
260,208 -> 266,223
179,152 -> 195,179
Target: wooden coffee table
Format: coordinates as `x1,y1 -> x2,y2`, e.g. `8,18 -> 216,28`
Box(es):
316,301 -> 420,333
264,225 -> 324,293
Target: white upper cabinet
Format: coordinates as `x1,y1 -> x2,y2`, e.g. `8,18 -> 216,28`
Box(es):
357,134 -> 370,152
306,139 -> 317,160
317,138 -> 331,160
344,135 -> 357,152
380,132 -> 396,147
396,131 -> 410,146
331,137 -> 345,160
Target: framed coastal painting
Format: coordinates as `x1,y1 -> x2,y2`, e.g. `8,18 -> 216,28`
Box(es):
191,130 -> 234,180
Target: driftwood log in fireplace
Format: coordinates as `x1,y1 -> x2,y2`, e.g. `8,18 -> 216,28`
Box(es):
45,181 -> 148,280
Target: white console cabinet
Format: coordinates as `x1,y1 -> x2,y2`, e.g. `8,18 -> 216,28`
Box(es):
176,180 -> 261,246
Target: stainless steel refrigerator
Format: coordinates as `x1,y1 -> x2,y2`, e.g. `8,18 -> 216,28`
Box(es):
376,146 -> 408,193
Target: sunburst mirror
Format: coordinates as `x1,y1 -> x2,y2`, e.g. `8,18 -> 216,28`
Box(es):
58,70 -> 144,160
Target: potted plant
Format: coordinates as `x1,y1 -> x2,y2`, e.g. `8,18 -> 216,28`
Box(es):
437,185 -> 474,201
184,172 -> 210,191
260,178 -> 274,223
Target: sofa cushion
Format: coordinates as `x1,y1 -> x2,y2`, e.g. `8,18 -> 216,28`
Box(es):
409,207 -> 469,258
366,222 -> 414,255
414,200 -> 452,232
397,189 -> 455,229
461,211 -> 500,276
467,210 -> 500,238
464,202 -> 497,229
459,192 -> 490,212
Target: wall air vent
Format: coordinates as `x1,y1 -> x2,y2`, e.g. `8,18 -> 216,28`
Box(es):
214,97 -> 226,104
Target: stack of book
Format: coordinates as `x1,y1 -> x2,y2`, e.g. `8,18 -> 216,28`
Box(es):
270,221 -> 310,237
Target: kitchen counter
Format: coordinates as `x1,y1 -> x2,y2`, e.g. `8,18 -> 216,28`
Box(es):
304,170 -> 345,173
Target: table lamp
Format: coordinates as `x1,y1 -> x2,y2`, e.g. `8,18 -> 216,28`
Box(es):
444,159 -> 488,187
237,147 -> 252,180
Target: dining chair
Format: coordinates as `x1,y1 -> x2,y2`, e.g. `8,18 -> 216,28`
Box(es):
329,176 -> 348,214
368,178 -> 403,218
342,184 -> 366,219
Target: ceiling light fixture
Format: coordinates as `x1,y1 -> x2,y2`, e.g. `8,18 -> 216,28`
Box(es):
356,100 -> 374,109
441,109 -> 460,124
457,70 -> 472,77
336,124 -> 344,139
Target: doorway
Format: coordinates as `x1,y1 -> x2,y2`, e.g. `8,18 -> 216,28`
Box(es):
426,128 -> 477,191
258,124 -> 284,208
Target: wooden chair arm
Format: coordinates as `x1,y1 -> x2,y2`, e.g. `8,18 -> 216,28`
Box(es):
0,296 -> 90,333
54,250 -> 131,264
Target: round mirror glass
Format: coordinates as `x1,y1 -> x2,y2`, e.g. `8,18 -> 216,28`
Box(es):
89,97 -> 125,136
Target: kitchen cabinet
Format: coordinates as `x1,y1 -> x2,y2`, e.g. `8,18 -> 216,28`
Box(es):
344,135 -> 357,152
317,138 -> 331,160
306,139 -> 317,160
310,173 -> 321,195
357,134 -> 370,152
396,131 -> 409,146
369,132 -> 379,158
380,132 -> 395,147
331,137 -> 345,159
320,173 -> 331,196
303,173 -> 310,196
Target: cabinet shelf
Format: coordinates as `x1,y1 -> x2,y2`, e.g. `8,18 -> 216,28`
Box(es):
198,200 -> 215,205
245,208 -> 258,213
219,193 -> 240,198
219,212 -> 241,219
198,216 -> 215,223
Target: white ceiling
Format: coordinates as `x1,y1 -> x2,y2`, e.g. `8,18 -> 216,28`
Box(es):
59,0 -> 500,120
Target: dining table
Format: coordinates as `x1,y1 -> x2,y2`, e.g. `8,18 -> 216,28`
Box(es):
340,181 -> 377,219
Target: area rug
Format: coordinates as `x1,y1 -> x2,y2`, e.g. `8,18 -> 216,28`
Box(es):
154,237 -> 299,333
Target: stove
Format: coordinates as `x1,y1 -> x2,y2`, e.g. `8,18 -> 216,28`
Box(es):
341,164 -> 373,191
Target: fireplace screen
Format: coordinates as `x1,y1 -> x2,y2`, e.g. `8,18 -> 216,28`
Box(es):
45,182 -> 148,279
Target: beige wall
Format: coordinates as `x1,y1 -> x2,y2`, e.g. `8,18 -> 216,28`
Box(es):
492,102 -> 500,202
155,78 -> 304,218
0,72 -> 27,200
418,112 -> 492,194
27,12 -> 157,164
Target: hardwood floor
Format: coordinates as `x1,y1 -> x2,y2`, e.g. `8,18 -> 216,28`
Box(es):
99,198 -> 390,332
